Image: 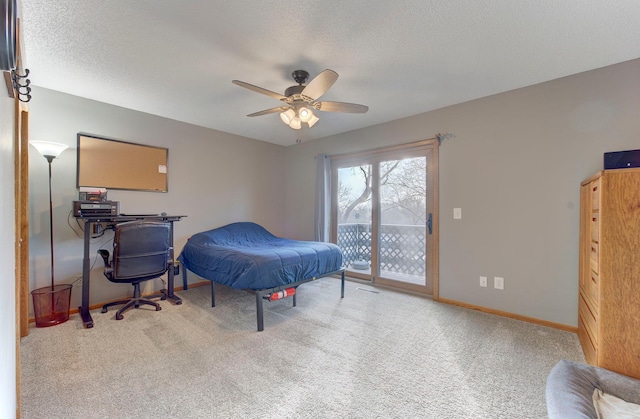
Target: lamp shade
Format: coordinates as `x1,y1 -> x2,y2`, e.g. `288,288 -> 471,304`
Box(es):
280,109 -> 296,125
299,107 -> 313,123
30,141 -> 68,158
289,118 -> 302,130
307,114 -> 320,127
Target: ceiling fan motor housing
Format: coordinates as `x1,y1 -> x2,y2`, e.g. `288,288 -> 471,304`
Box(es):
291,70 -> 309,84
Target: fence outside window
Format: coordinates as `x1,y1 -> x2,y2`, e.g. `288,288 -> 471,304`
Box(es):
337,223 -> 425,276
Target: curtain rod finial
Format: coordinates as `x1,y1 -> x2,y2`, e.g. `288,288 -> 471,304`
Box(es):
436,133 -> 454,144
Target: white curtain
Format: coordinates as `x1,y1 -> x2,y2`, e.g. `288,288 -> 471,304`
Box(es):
314,154 -> 331,242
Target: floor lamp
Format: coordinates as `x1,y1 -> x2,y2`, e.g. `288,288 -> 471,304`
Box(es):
30,141 -> 71,327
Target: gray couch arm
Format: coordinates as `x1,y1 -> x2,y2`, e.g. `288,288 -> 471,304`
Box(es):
546,360 -> 640,419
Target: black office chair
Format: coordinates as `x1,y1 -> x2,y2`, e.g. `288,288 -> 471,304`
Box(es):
98,221 -> 173,320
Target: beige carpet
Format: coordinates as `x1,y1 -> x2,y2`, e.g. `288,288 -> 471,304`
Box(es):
20,278 -> 584,418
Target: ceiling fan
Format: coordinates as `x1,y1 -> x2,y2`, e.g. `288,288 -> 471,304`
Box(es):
232,69 -> 368,130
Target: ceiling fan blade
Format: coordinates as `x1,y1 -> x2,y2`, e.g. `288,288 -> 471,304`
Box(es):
247,106 -> 288,117
316,101 -> 369,113
301,69 -> 338,100
232,80 -> 287,101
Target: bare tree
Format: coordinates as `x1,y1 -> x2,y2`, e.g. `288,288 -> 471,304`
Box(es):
381,158 -> 426,224
340,166 -> 371,223
339,161 -> 400,222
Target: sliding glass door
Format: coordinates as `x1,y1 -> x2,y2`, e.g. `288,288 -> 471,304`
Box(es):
377,156 -> 428,290
331,140 -> 438,296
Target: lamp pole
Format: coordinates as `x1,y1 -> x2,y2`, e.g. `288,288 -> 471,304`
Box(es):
29,141 -> 68,288
45,154 -> 55,289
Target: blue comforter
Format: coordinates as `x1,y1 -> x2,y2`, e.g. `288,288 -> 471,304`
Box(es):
178,222 -> 343,290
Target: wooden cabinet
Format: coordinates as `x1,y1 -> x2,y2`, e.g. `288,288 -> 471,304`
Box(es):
578,168 -> 640,379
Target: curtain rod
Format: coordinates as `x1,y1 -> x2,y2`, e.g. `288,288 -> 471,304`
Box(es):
324,133 -> 453,160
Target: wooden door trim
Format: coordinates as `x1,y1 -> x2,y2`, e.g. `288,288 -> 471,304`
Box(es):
18,108 -> 28,336
14,101 -> 29,419
431,144 -> 439,300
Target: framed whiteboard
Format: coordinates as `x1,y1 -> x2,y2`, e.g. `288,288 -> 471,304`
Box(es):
76,133 -> 168,192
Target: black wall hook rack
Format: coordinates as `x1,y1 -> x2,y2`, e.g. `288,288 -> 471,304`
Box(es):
11,68 -> 31,102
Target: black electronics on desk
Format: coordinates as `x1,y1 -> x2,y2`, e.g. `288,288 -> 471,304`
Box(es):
78,189 -> 108,201
73,200 -> 120,218
604,149 -> 640,170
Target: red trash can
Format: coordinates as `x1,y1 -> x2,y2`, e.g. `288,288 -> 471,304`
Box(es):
31,284 -> 72,327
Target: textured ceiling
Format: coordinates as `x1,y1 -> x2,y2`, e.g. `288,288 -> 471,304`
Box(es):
20,1 -> 640,146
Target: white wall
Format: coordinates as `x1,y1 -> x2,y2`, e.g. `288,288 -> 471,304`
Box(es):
27,87 -> 286,314
283,58 -> 640,327
0,91 -> 17,415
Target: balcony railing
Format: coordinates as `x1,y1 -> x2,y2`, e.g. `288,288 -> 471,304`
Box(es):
337,223 -> 425,276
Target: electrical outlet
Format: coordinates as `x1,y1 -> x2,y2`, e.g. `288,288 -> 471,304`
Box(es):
453,208 -> 462,219
479,276 -> 487,287
494,276 -> 504,290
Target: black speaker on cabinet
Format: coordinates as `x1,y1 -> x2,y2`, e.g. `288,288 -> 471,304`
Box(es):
604,149 -> 640,170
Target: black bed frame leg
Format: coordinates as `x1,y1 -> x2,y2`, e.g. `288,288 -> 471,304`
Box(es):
256,292 -> 264,332
341,270 -> 345,298
211,280 -> 216,307
182,266 -> 188,290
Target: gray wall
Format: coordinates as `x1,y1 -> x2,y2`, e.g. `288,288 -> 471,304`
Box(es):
28,87 -> 286,314
283,58 -> 640,327
0,78 -> 17,417
26,59 -> 640,327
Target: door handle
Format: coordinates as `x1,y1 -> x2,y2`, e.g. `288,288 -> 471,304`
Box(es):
427,213 -> 432,235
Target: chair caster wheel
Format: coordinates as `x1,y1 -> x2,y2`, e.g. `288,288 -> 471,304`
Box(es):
102,307 -> 108,313
161,295 -> 167,301
156,306 -> 162,311
116,313 -> 123,320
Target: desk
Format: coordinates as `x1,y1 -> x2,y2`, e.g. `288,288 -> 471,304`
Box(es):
79,214 -> 186,328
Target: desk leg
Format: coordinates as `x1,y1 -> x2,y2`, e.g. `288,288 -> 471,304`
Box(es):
79,220 -> 94,328
165,221 -> 182,305
166,262 -> 182,305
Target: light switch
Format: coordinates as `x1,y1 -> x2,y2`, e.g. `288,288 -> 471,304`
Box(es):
453,208 -> 462,219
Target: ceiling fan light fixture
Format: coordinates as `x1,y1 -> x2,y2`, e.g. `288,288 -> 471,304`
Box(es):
298,107 -> 313,122
289,118 -> 302,130
307,113 -> 319,127
280,108 -> 296,125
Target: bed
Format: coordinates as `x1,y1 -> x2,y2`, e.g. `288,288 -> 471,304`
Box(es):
177,222 -> 345,331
